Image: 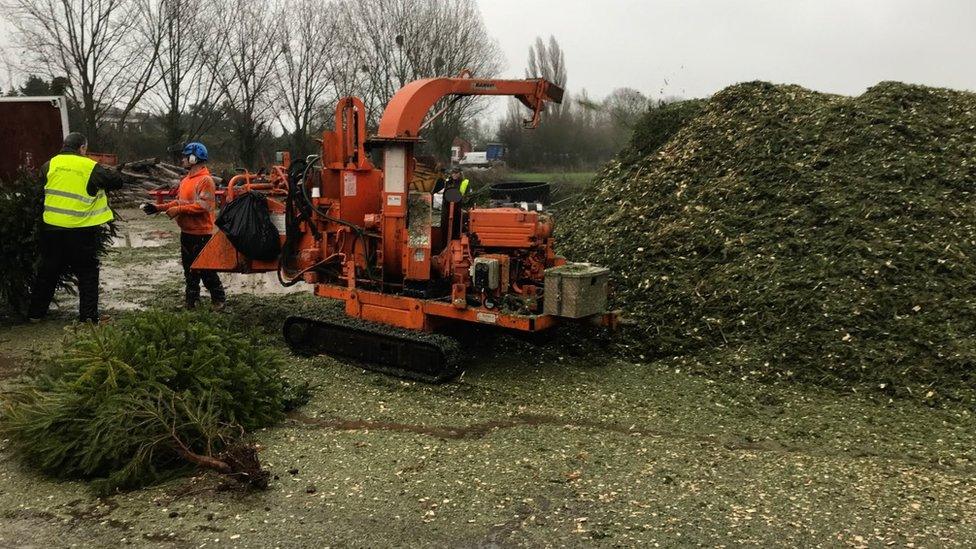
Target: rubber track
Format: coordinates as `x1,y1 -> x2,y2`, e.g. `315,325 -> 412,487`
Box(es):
283,313 -> 462,383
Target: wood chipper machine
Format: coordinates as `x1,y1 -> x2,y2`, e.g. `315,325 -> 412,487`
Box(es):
192,74 -> 617,381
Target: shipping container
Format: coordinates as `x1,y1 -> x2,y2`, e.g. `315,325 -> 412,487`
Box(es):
0,96 -> 70,183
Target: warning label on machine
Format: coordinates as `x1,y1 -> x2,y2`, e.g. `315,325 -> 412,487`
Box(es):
343,172 -> 357,196
476,312 -> 498,324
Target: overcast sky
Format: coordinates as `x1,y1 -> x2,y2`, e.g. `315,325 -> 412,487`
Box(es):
2,1 -> 974,118
478,0 -> 976,104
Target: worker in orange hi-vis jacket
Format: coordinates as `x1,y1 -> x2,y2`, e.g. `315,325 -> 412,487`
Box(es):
141,142 -> 226,310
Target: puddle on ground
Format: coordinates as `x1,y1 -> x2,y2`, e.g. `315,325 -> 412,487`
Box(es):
53,261 -> 307,314
51,211 -> 308,313
110,229 -> 176,249
221,272 -> 307,296
99,258 -> 182,310
96,259 -> 305,311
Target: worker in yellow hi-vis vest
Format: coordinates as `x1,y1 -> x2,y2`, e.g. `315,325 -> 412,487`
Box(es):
432,165 -> 470,196
432,166 -> 470,242
27,132 -> 127,323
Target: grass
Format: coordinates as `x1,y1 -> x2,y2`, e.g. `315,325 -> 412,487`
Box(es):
510,171 -> 597,186
508,171 -> 597,205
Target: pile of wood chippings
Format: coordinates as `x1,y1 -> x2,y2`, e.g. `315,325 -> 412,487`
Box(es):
561,81 -> 976,401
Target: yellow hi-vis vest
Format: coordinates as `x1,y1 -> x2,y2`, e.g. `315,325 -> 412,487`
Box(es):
459,178 -> 469,195
43,154 -> 113,228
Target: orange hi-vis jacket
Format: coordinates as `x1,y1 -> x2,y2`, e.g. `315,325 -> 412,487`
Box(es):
160,166 -> 217,235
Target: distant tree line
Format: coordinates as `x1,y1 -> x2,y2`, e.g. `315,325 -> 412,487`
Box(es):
3,0 -> 500,167
497,36 -> 674,171
3,1 -> 668,172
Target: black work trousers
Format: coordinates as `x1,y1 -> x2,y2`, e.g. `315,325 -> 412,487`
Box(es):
180,232 -> 225,305
439,201 -> 463,242
28,228 -> 101,322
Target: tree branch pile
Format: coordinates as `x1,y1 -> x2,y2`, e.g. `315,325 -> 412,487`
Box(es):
561,81 -> 976,403
0,310 -> 292,493
118,157 -> 188,187
113,158 -> 225,206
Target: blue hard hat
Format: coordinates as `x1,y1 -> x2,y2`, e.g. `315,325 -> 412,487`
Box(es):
182,142 -> 208,162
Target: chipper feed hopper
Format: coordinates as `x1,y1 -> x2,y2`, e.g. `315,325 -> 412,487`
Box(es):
192,73 -> 617,382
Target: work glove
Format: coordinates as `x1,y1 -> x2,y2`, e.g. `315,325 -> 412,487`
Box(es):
140,202 -> 158,215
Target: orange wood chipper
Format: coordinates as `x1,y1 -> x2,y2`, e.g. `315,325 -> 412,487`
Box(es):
192,73 -> 617,381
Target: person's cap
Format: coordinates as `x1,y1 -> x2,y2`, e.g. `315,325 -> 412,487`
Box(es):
450,166 -> 462,173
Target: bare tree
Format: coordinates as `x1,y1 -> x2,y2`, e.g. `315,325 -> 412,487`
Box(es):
501,34 -> 569,164
526,35 -> 567,116
206,0 -> 284,167
0,47 -> 16,94
334,0 -> 503,158
6,0 -> 163,147
499,35 -> 627,169
603,87 -> 651,128
145,0 -> 224,151
275,0 -> 339,157
505,34 -> 567,135
412,0 -> 504,157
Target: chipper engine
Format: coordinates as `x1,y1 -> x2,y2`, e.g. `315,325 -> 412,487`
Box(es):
192,74 -> 616,381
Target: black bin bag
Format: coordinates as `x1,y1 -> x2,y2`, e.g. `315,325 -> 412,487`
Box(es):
215,191 -> 281,261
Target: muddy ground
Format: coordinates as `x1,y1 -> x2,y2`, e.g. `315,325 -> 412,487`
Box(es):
1,211 -> 975,547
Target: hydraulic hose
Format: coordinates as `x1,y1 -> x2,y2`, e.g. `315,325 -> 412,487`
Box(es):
280,155 -> 380,285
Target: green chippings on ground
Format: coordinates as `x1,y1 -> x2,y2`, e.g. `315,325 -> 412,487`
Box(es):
2,292 -> 976,546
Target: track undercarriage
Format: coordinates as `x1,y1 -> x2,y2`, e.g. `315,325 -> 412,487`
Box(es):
282,314 -> 462,383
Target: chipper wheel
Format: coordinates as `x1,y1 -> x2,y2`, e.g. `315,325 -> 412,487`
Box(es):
283,314 -> 462,383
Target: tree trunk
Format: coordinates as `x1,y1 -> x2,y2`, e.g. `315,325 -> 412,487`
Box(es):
165,108 -> 183,151
240,126 -> 257,168
84,100 -> 99,149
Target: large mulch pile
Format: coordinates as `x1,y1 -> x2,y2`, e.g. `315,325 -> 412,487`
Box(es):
561,81 -> 976,401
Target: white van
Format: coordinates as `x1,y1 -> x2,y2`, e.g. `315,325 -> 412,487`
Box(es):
459,151 -> 490,168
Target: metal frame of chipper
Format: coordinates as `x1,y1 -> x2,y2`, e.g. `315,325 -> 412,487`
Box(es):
192,73 -> 617,381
